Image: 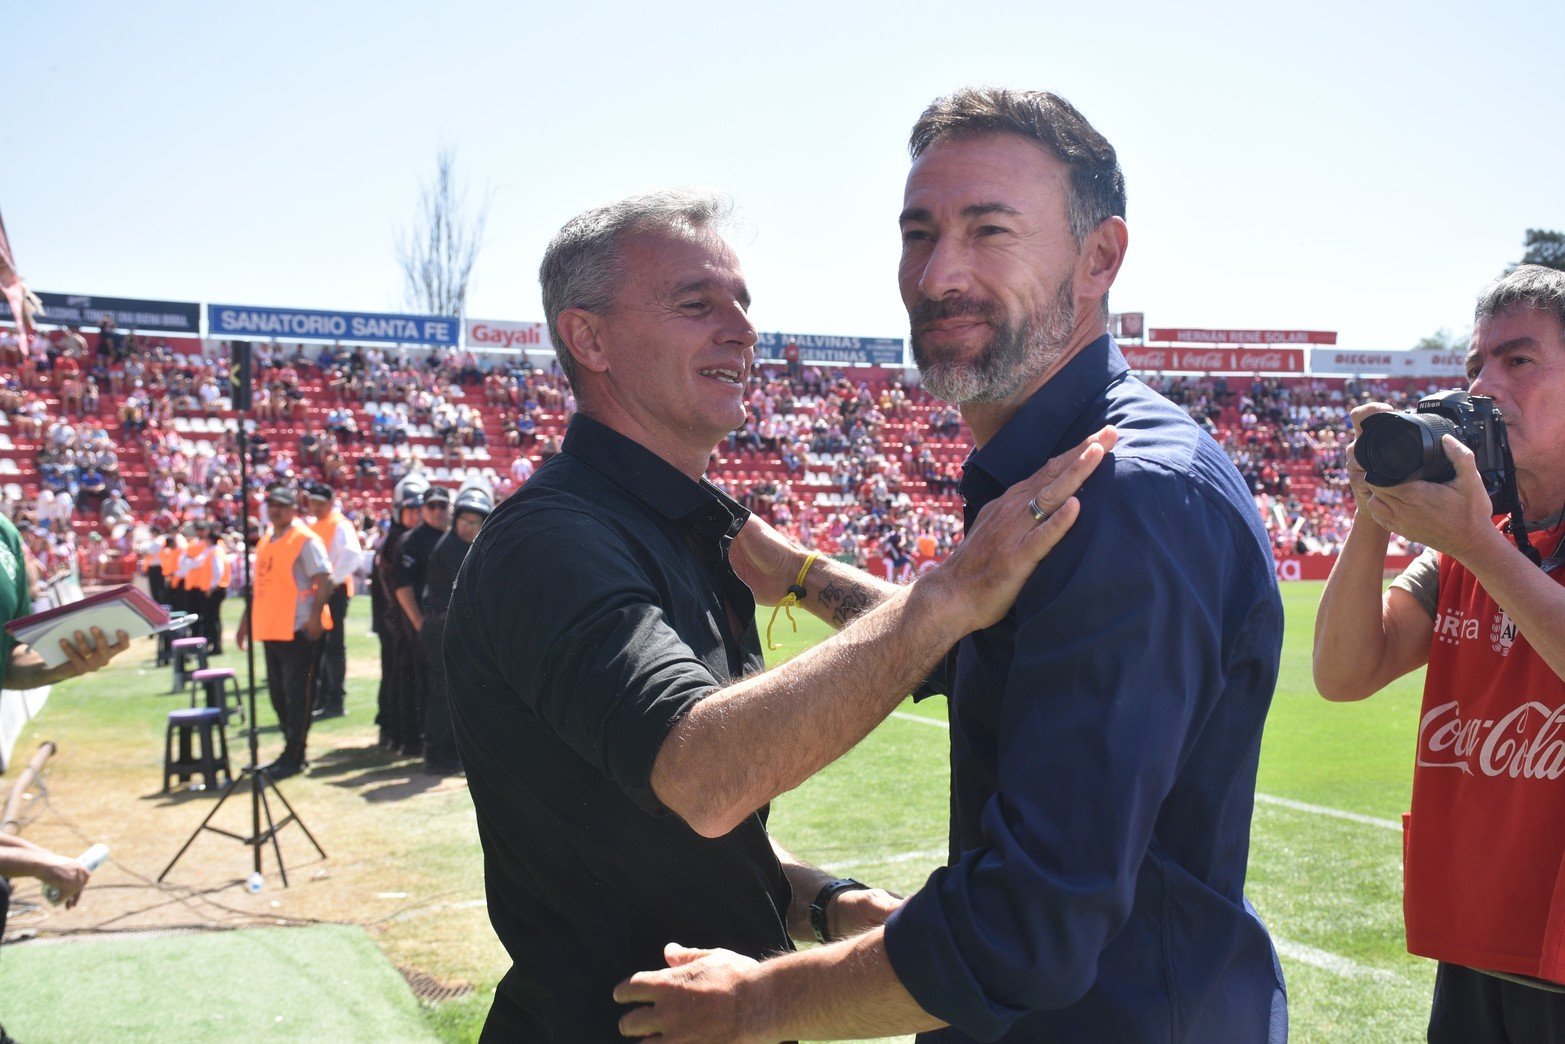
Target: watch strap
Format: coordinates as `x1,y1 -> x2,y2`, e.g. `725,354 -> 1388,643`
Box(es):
809,877 -> 869,944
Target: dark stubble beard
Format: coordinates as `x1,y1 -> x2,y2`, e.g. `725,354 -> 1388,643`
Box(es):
910,274 -> 1077,405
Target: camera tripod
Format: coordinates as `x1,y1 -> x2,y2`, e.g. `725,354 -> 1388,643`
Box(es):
159,404 -> 326,888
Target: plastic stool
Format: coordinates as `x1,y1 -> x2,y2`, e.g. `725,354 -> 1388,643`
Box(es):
155,604 -> 177,666
170,636 -> 209,693
187,666 -> 244,724
163,707 -> 231,792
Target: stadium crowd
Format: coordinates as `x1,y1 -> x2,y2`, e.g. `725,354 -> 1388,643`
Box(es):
0,323 -> 1456,606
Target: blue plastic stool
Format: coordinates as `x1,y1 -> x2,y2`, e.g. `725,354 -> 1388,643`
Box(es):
170,636 -> 209,693
163,707 -> 231,792
187,666 -> 244,725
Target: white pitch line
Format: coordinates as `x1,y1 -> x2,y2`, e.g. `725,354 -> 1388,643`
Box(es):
1252,793 -> 1401,832
1272,938 -> 1401,982
889,710 -> 949,728
854,847 -> 947,867
851,841 -> 1404,985
888,711 -> 1402,833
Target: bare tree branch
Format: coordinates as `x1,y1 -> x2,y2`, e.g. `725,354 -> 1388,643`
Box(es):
395,146 -> 489,317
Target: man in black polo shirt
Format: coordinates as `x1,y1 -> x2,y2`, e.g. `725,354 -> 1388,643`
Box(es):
445,189 -> 1105,1041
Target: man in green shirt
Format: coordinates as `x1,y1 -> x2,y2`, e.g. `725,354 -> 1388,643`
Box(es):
1,511 -> 132,965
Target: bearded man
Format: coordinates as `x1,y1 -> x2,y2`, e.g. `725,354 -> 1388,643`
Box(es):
619,87 -> 1288,1044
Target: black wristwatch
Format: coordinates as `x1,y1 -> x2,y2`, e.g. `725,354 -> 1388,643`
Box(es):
809,877 -> 869,944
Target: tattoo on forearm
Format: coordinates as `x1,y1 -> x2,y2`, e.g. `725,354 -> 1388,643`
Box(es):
819,578 -> 872,627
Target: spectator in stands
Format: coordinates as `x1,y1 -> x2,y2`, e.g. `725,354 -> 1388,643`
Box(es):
1314,265 -> 1565,1040
508,452 -> 533,489
100,490 -> 133,527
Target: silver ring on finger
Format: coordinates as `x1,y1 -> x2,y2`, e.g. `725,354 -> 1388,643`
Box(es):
1027,497 -> 1050,524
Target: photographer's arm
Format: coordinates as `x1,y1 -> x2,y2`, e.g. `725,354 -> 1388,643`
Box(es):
1367,435 -> 1565,684
1314,404 -> 1433,701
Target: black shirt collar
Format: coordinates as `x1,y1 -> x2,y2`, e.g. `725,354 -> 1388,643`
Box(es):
561,413 -> 749,539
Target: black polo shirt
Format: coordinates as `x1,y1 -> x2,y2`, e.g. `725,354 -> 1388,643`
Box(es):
445,414 -> 791,1042
422,528 -> 470,621
393,523 -> 442,610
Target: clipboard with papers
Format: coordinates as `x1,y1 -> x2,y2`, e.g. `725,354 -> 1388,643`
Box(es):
4,584 -> 196,668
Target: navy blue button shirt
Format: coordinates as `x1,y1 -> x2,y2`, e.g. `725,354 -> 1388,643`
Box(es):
883,336 -> 1287,1042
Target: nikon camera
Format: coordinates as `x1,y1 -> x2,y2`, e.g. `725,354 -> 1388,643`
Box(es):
1354,391 -> 1517,513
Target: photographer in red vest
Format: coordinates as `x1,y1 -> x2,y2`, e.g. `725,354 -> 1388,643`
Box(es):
1316,265 -> 1565,1040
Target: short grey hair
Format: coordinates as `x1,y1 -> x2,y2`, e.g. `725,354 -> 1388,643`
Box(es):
539,188 -> 732,396
1475,264 -> 1565,333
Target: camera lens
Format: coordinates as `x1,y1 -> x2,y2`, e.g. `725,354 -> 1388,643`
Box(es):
1356,413 -> 1459,486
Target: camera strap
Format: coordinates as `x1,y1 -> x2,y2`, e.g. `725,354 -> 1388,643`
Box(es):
1496,446 -> 1544,568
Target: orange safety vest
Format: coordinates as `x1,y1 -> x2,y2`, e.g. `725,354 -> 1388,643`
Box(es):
158,544 -> 181,578
214,545 -> 231,588
253,520 -> 333,642
309,507 -> 354,597
177,544 -> 211,592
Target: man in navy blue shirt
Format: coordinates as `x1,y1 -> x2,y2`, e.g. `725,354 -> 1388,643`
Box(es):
619,87 -> 1286,1042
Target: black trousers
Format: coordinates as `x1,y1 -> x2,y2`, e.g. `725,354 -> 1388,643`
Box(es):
1429,963 -> 1565,1042
199,588 -> 226,654
313,584 -> 350,708
263,632 -> 322,765
419,615 -> 456,764
378,614 -> 421,753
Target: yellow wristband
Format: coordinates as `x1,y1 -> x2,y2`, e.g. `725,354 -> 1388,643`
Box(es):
765,551 -> 820,651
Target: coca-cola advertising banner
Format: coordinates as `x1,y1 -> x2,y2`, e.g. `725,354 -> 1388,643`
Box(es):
1124,346 -> 1306,374
465,318 -> 551,354
1310,348 -> 1467,379
1273,554 -> 1415,582
1148,328 -> 1337,345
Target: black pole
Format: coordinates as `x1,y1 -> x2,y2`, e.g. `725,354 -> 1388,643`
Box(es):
233,338 -> 264,874
237,416 -> 263,879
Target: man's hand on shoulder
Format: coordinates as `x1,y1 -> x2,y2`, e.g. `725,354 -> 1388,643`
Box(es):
918,426 -> 1116,633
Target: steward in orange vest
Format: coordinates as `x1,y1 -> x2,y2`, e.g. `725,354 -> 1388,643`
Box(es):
186,520 -> 230,655
236,485 -> 332,780
304,480 -> 362,720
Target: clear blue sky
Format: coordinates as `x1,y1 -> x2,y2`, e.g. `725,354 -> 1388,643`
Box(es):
9,0 -> 1562,350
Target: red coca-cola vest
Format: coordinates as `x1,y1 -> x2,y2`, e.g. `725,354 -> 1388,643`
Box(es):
1404,522 -> 1565,982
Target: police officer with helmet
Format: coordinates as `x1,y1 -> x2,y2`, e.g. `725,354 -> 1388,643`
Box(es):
420,481 -> 493,775
374,472 -> 428,753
